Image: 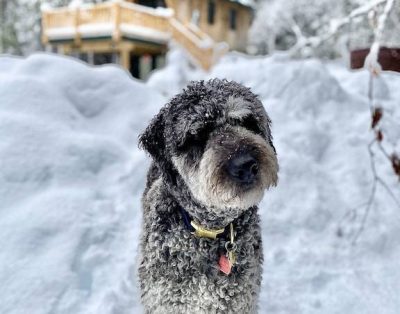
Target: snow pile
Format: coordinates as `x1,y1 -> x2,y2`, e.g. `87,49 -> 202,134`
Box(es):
146,47 -> 205,97
0,54 -> 164,314
0,51 -> 399,314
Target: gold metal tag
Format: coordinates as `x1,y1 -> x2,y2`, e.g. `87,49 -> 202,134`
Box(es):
190,221 -> 225,239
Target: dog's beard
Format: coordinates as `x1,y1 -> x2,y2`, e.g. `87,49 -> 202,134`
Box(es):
184,148 -> 264,211
172,128 -> 278,216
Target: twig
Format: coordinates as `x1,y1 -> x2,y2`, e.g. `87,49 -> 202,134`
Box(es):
336,201 -> 368,238
352,140 -> 378,244
350,0 -> 400,244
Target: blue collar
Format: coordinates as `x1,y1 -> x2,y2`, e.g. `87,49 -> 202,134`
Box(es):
178,206 -> 196,233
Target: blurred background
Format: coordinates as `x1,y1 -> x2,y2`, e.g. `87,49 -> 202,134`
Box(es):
0,1 -> 400,314
1,0 -> 400,78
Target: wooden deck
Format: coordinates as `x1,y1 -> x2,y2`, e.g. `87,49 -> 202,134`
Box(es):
41,1 -> 227,70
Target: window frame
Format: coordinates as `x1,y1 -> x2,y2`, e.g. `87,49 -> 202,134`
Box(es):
207,0 -> 216,25
229,8 -> 237,30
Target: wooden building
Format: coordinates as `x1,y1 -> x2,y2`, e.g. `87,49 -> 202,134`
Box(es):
166,0 -> 252,52
41,0 -> 253,78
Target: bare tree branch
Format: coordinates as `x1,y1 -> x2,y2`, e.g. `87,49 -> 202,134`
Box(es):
350,4 -> 400,241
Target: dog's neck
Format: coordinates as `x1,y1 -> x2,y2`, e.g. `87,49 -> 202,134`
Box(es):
178,206 -> 230,239
166,175 -> 251,229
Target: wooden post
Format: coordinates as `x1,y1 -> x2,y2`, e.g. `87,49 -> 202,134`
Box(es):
120,49 -> 130,70
41,11 -> 49,45
112,2 -> 122,42
74,8 -> 81,46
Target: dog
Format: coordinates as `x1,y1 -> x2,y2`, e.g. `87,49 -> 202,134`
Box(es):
138,79 -> 278,314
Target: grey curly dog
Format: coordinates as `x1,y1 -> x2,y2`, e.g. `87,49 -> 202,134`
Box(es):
138,79 -> 278,314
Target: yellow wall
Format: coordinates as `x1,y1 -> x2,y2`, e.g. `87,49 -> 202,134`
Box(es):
167,0 -> 252,52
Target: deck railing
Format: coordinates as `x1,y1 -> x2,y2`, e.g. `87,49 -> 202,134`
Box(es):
79,4 -> 113,25
42,1 -> 226,70
119,2 -> 170,32
170,18 -> 215,70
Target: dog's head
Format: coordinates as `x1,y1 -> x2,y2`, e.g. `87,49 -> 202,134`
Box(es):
140,79 -> 278,217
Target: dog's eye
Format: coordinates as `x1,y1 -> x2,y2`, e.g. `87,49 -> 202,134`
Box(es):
177,126 -> 210,154
241,116 -> 263,135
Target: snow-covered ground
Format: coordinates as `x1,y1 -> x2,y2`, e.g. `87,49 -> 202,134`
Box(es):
0,51 -> 399,314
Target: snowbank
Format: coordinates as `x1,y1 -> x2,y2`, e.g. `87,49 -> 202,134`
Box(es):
0,54 -> 165,314
0,51 -> 399,314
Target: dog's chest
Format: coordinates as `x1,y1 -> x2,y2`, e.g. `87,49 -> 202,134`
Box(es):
139,181 -> 263,313
153,208 -> 262,278
147,219 -> 262,313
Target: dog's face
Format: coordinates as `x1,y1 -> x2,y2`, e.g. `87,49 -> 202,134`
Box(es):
140,79 -> 278,216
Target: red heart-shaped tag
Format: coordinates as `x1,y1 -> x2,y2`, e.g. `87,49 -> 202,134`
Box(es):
218,255 -> 232,275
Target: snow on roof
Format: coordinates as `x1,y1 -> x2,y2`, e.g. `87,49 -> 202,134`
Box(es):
229,0 -> 255,9
119,1 -> 173,17
45,23 -> 170,43
120,24 -> 171,43
42,0 -> 173,18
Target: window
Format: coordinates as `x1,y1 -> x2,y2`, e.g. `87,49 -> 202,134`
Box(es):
138,0 -> 165,8
94,53 -> 112,65
208,0 -> 215,25
229,9 -> 237,30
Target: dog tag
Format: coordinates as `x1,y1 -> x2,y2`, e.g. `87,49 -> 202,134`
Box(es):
218,254 -> 232,275
228,250 -> 236,265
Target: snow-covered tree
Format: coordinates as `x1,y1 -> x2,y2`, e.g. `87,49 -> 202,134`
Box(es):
0,0 -> 23,54
0,0 -> 103,55
249,0 -> 400,58
249,0 -> 346,57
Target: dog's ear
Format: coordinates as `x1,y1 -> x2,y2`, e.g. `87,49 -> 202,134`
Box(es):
267,132 -> 276,154
267,117 -> 276,155
263,114 -> 277,154
139,109 -> 166,162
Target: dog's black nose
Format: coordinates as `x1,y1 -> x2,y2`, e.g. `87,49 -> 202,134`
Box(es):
228,154 -> 259,184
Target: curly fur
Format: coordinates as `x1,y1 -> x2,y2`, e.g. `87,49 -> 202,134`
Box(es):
138,79 -> 278,313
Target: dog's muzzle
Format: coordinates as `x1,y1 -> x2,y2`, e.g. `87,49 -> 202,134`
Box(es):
227,153 -> 259,185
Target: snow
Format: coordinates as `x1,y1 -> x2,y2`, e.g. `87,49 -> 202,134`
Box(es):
46,23 -> 169,43
229,0 -> 255,8
120,24 -> 170,43
68,0 -> 83,9
0,50 -> 400,314
78,24 -> 114,38
46,27 -> 77,40
119,1 -> 173,17
0,54 -> 164,314
46,24 -> 113,40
